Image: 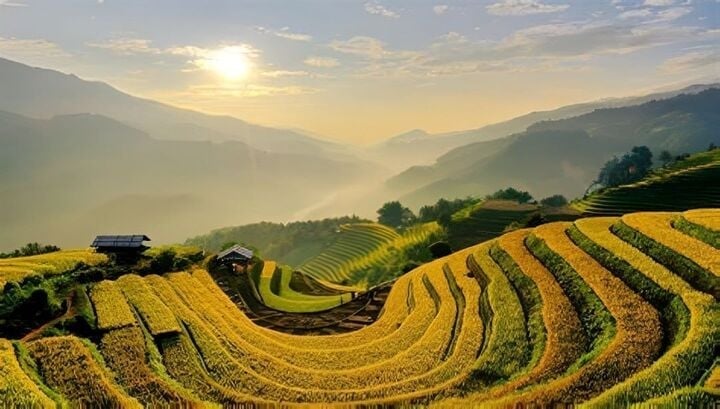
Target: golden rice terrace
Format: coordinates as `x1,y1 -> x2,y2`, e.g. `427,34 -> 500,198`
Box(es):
1,209 -> 719,407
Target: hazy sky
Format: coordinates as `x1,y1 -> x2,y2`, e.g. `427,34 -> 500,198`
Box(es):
0,0 -> 718,143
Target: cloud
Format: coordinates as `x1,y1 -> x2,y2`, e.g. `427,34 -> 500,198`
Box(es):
364,1 -> 400,18
256,26 -> 312,42
330,36 -> 418,60
182,83 -> 318,98
619,5 -> 692,23
433,5 -> 449,15
660,49 -> 720,73
653,6 -> 692,21
304,56 -> 340,68
332,20 -> 709,79
86,38 -> 161,55
619,9 -> 654,19
498,21 -> 695,56
0,37 -> 70,59
486,0 -> 570,16
261,70 -> 309,78
643,0 -> 676,6
0,0 -> 27,6
88,38 -> 261,62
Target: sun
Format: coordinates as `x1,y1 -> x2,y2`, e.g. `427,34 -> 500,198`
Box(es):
205,46 -> 252,80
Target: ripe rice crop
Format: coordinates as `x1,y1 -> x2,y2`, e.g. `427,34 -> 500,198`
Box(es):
26,336 -> 142,408
117,274 -> 181,336
3,209 -> 718,407
0,339 -> 55,408
507,222 -> 663,405
90,280 -> 137,330
0,249 -> 107,291
574,217 -> 720,407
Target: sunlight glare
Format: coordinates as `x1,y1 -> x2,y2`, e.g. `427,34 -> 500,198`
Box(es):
205,46 -> 251,80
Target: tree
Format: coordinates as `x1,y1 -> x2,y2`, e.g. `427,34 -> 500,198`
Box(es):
487,187 -> 533,204
659,150 -> 673,167
377,201 -> 415,229
0,242 -> 61,259
418,197 -> 477,227
540,194 -> 568,208
709,143 -> 718,151
592,146 -> 653,189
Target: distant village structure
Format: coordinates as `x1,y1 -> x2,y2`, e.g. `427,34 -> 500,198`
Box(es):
217,245 -> 254,270
91,234 -> 151,264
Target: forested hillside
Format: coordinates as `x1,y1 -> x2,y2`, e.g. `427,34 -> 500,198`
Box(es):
392,89 -> 720,208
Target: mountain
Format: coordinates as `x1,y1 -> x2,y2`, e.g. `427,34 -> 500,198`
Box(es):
0,57 -> 348,157
370,83 -> 719,171
0,111 -> 375,251
391,89 -> 720,208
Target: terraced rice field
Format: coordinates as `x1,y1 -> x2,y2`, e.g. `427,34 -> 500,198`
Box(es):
1,209 -> 719,407
447,200 -> 541,249
299,221 -> 440,287
253,261 -> 349,313
574,150 -> 720,216
0,249 -> 107,292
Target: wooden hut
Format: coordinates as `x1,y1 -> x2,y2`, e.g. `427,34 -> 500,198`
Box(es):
217,245 -> 254,269
91,234 -> 150,264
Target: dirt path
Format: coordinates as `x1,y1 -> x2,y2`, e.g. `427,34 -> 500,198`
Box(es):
21,294 -> 75,342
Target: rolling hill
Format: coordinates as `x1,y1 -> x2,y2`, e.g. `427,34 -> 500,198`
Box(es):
391,89 -> 720,208
1,209 -> 718,407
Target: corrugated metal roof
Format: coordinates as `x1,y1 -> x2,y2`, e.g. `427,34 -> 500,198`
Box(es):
91,235 -> 151,248
217,245 -> 254,260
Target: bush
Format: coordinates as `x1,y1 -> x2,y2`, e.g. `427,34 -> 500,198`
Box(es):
487,187 -> 534,204
540,194 -> 568,208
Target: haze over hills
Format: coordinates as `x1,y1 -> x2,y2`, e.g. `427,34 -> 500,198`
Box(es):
370,83 -> 719,171
391,89 -> 720,209
0,110 -> 374,250
1,56 -> 718,250
0,57 -> 353,157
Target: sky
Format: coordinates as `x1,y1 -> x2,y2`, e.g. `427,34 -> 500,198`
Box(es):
0,0 -> 718,144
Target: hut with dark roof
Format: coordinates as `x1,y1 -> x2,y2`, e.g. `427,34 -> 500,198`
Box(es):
91,234 -> 150,264
217,245 -> 254,269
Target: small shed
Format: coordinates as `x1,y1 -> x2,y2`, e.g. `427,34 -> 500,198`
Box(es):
91,235 -> 150,263
91,235 -> 151,252
217,245 -> 254,267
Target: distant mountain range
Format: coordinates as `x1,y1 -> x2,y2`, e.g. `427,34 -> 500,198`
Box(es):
0,57 -> 356,157
0,111 -> 373,250
390,89 -> 720,208
1,56 -> 718,249
370,83 -> 719,171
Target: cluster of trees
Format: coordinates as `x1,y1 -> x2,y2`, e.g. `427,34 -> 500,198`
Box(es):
418,197 -> 478,226
376,188 -> 569,230
486,187 -> 534,204
593,146 -> 653,190
590,143 -> 718,194
376,201 -> 416,229
137,247 -> 206,275
0,242 -> 60,259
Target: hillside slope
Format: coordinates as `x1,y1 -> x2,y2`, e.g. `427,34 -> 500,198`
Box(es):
371,83 -> 718,171
1,209 -> 717,407
392,89 -> 720,208
574,149 -> 720,216
298,222 -> 441,288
